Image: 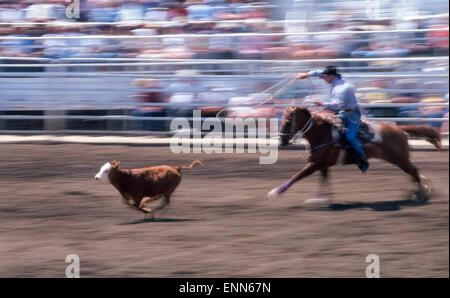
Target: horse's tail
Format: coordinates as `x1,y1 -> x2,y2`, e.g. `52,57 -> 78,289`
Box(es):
399,125 -> 442,151
175,160 -> 203,171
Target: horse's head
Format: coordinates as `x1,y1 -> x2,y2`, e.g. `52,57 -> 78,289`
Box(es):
279,106 -> 312,147
95,160 -> 120,180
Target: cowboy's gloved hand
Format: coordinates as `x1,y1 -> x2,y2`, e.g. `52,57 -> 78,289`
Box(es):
313,100 -> 323,106
296,72 -> 309,80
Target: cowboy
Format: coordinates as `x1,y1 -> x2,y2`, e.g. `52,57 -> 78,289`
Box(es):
296,65 -> 369,172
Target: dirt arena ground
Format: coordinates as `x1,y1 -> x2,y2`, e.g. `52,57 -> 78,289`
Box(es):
0,143 -> 448,277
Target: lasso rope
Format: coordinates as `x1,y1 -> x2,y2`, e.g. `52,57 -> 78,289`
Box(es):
252,74 -> 298,109
214,74 -> 323,160
215,74 -> 298,119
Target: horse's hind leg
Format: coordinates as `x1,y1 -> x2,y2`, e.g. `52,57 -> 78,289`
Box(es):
393,158 -> 431,201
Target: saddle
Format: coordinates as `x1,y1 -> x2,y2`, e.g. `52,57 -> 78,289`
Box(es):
329,117 -> 381,166
331,116 -> 383,147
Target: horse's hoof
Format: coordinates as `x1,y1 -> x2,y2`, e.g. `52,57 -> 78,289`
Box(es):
420,175 -> 432,196
268,188 -> 279,200
412,191 -> 429,202
304,198 -> 331,208
422,185 -> 432,197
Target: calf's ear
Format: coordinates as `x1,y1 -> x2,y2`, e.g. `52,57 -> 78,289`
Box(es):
111,160 -> 120,168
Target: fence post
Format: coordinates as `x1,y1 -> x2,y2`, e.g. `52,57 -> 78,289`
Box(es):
43,63 -> 65,132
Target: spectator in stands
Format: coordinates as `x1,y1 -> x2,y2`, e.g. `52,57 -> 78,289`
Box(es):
236,21 -> 270,59
261,22 -> 287,60
165,0 -> 188,21
194,21 -> 239,60
88,1 -> 120,23
418,82 -> 449,128
290,22 -> 344,60
186,2 -> 215,21
76,25 -> 121,58
166,69 -> 200,118
130,78 -> 169,131
160,22 -> 194,59
196,80 -> 237,117
144,7 -> 168,22
427,16 -> 449,56
25,1 -> 67,22
351,38 -> 412,59
0,3 -> 26,23
39,24 -> 88,59
0,25 -> 36,57
115,0 -> 146,23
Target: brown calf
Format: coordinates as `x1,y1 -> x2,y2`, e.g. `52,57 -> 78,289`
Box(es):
95,160 -> 203,217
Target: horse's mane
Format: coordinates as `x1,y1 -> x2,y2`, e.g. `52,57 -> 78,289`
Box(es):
287,107 -> 334,129
310,111 -> 334,128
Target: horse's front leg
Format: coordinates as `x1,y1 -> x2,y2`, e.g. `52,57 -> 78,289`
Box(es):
319,167 -> 332,197
268,162 -> 323,199
316,167 -> 331,197
303,167 -> 333,205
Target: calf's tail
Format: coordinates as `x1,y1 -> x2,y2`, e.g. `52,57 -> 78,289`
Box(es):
175,160 -> 203,171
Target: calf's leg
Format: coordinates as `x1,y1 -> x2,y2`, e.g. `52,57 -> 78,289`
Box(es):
138,195 -> 162,209
152,195 -> 170,213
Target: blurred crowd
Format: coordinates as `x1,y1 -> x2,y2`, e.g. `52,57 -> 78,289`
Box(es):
0,0 -> 277,59
0,0 -> 448,60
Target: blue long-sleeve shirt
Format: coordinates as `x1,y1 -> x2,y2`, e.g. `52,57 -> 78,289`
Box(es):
308,70 -> 359,112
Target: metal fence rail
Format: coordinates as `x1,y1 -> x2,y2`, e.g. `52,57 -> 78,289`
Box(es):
0,58 -> 448,134
0,115 -> 447,123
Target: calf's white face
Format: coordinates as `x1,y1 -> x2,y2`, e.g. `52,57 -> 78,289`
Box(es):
95,162 -> 112,180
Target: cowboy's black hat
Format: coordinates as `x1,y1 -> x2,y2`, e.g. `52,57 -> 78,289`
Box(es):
322,65 -> 340,76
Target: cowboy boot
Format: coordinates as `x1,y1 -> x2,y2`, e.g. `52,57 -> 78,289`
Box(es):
358,157 -> 369,173
351,148 -> 369,172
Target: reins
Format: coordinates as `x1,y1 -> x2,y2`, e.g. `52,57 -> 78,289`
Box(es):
308,140 -> 337,152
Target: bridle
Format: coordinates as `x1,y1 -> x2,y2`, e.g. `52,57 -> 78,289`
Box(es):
279,111 -> 339,154
279,110 -> 314,144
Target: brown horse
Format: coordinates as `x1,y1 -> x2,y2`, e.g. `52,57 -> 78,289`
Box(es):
268,106 -> 442,203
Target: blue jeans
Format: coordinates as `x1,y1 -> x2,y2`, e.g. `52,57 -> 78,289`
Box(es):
339,109 -> 367,160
